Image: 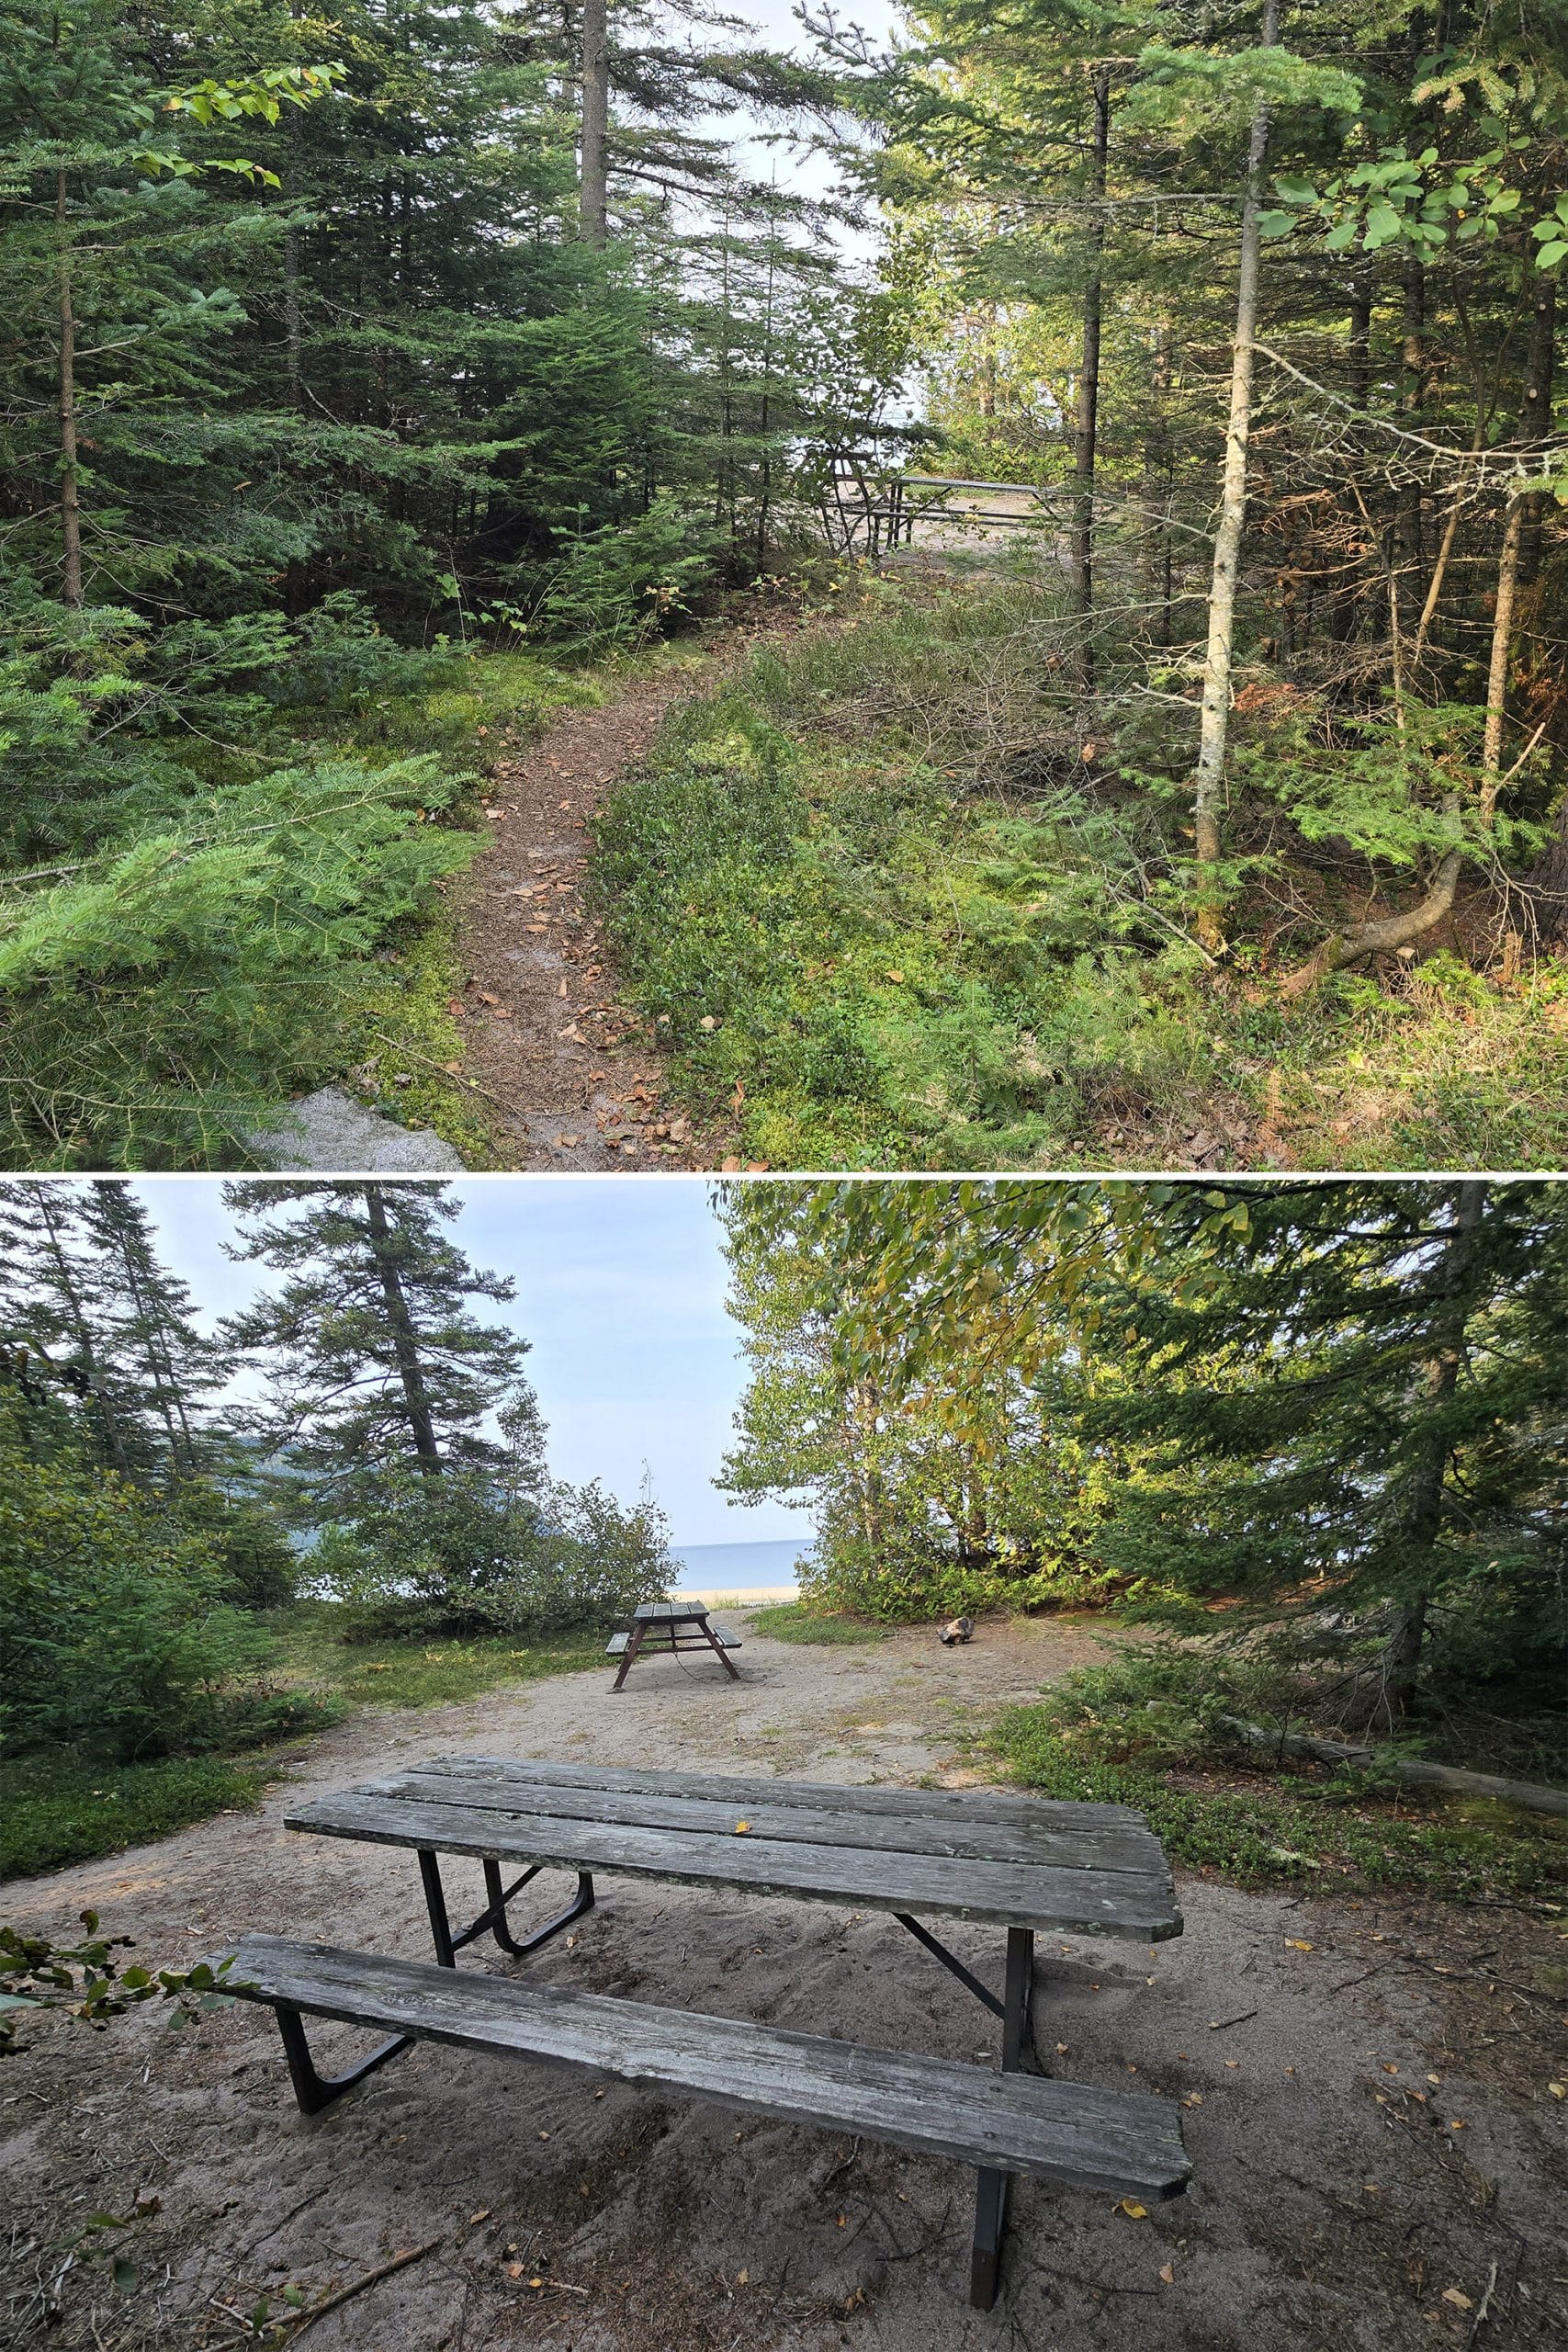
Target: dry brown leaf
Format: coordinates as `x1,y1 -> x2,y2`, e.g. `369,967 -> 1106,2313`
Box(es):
1159,2264 -> 1175,2285
1441,2289 -> 1472,2311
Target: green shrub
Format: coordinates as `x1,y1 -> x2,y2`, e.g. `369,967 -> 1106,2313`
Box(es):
535,497 -> 726,646
317,1466 -> 673,1639
0,1402 -> 290,1761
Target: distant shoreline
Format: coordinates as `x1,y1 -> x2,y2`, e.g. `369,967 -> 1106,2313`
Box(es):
669,1536 -> 812,1599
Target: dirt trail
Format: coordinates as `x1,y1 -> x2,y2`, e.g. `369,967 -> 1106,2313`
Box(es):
4,1615 -> 1563,2352
449,626 -> 766,1172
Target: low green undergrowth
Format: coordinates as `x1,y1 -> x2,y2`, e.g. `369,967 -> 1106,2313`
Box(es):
987,1702 -> 1567,1907
270,1600 -> 606,1708
592,576 -> 1568,1172
748,1601 -> 887,1645
0,1751 -> 277,1881
1,1608 -> 608,1883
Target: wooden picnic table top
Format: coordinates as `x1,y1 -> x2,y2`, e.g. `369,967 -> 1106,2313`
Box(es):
627,1600 -> 714,1622
286,1757 -> 1181,1941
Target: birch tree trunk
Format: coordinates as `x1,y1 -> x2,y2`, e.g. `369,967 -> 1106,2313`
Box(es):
1191,0 -> 1280,944
580,0 -> 609,245
1069,66 -> 1110,685
1481,492 -> 1526,821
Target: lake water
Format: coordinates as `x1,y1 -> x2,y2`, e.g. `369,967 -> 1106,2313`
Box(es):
670,1536 -> 813,1592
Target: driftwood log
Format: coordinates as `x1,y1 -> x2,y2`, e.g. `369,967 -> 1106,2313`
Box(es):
1217,1717 -> 1568,1817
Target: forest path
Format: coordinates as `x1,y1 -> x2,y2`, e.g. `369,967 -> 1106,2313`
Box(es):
450,620 -> 777,1172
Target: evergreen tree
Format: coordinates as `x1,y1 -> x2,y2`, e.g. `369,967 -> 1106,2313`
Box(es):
1084,1178 -> 1568,1722
0,1178 -> 228,1477
220,1179 -> 544,1507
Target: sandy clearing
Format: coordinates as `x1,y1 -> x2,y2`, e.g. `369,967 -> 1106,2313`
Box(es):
3,1613 -> 1563,2352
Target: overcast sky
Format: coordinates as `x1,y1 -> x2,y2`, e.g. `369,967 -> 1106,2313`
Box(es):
126,1177 -> 811,1549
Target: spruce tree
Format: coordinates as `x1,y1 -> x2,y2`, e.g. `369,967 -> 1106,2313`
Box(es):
0,1179 -> 228,1478
220,1180 -> 544,1508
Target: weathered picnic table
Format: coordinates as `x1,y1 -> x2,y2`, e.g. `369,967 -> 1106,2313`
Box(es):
604,1600 -> 740,1690
223,1759 -> 1189,2307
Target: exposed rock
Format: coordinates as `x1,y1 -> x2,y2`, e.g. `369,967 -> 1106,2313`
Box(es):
246,1086 -> 465,1171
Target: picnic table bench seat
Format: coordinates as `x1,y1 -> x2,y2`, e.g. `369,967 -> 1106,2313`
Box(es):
604,1626 -> 739,1656
221,1931 -> 1190,2299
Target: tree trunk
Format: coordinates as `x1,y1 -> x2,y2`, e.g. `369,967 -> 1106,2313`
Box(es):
1191,0 -> 1280,944
580,0 -> 609,245
35,1191 -> 128,1473
55,169 -> 83,609
1395,256 -> 1426,632
1379,1178 -> 1487,1720
1070,66 -> 1110,685
362,1185 -> 444,1476
1481,492 -> 1525,821
1518,274 -> 1556,585
1143,317 -> 1175,644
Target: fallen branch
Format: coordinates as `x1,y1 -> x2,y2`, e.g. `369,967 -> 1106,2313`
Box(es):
288,2237 -> 446,2335
1218,1716 -> 1568,1816
1465,2259 -> 1499,2348
1276,848 -> 1462,997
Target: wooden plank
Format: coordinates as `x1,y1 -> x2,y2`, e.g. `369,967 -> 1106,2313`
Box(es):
225,1934 -> 1190,2199
284,1790 -> 1181,1938
372,1770 -> 1166,1883
604,1634 -> 629,1657
419,1756 -> 1137,1834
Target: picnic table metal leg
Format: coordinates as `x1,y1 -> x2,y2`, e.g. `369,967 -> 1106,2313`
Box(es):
610,1616 -> 649,1691
420,1847 -> 595,1966
971,1927 -> 1034,2310
482,1857 -> 596,1957
273,2002 -> 412,2117
970,2165 -> 1009,2310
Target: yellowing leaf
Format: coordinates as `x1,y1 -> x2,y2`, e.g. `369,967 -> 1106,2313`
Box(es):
735,1820 -> 751,1834
1119,2200 -> 1148,2220
1284,1939 -> 1314,1951
1550,2082 -> 1566,2098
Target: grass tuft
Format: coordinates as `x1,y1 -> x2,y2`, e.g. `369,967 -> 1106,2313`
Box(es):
748,1602 -> 887,1645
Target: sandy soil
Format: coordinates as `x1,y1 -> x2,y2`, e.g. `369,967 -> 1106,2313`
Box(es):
4,1615 -> 1564,2352
449,626 -> 775,1173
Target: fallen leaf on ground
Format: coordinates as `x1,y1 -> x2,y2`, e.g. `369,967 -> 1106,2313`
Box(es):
1159,2263 -> 1175,2284
699,1013 -> 717,1030
1550,2082 -> 1565,2098
1119,2200 -> 1148,2220
478,990 -> 499,1005
1441,2289 -> 1472,2311
468,2210 -> 491,2224
1284,1939 -> 1314,1952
